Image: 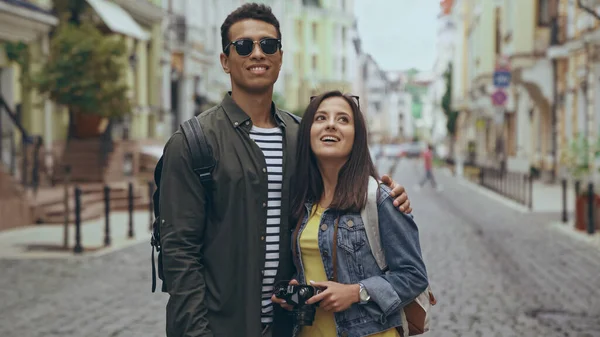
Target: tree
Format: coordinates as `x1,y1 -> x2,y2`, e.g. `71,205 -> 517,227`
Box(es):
441,63 -> 460,159
36,22 -> 131,120
5,1 -> 132,138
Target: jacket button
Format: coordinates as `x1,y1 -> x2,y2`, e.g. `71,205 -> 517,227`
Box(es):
347,220 -> 354,227
263,202 -> 267,208
245,121 -> 250,126
322,250 -> 328,257
260,236 -> 265,241
320,224 -> 328,231
234,121 -> 239,126
262,168 -> 267,173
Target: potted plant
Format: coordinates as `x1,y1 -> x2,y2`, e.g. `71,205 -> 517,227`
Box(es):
33,21 -> 131,138
562,136 -> 600,231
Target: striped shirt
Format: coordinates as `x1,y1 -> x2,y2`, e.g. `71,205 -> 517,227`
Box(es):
249,125 -> 283,325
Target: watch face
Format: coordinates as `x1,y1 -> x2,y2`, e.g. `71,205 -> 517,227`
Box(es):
360,288 -> 369,301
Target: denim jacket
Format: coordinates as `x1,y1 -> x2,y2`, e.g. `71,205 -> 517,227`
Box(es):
291,185 -> 429,337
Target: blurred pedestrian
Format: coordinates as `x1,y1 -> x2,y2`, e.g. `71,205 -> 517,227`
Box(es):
416,144 -> 441,191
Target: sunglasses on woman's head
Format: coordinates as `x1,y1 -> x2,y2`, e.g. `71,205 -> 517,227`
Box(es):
224,38 -> 282,56
310,95 -> 360,109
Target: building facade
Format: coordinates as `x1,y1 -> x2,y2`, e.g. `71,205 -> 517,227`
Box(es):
451,0 -> 560,179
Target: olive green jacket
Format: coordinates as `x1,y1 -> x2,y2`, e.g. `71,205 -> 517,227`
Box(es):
159,93 -> 299,337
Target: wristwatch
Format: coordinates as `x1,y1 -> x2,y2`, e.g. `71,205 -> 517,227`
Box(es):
358,283 -> 370,304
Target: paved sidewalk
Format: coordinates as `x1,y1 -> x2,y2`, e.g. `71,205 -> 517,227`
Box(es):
445,168 -> 576,213
0,211 -> 153,259
436,166 -> 600,250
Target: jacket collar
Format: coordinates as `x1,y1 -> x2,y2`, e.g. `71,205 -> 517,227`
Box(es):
221,92 -> 287,130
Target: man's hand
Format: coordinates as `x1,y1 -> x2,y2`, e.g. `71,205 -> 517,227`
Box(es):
305,281 -> 359,313
271,279 -> 299,311
381,174 -> 412,213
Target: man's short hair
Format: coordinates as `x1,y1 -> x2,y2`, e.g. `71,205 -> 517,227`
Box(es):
220,3 -> 282,55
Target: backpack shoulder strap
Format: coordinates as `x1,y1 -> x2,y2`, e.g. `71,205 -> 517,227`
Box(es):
361,176 -> 388,272
180,116 -> 215,189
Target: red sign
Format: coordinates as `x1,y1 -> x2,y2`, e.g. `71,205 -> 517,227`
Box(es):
491,89 -> 507,106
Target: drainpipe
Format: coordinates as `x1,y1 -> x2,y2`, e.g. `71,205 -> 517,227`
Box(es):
550,14 -> 559,183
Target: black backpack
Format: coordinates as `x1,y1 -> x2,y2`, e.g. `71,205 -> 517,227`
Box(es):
151,117 -> 215,293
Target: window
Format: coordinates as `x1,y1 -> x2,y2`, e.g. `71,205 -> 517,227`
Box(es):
312,55 -> 318,71
538,0 -> 551,26
296,20 -> 303,41
295,54 -> 302,72
341,57 -> 346,75
341,27 -> 346,47
312,22 -> 318,40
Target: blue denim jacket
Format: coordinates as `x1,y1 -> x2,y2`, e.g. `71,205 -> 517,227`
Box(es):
291,185 -> 429,337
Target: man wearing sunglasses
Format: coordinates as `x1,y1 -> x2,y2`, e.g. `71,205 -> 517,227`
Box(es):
158,3 -> 413,337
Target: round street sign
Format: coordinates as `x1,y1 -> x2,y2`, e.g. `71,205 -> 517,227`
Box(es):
491,89 -> 507,106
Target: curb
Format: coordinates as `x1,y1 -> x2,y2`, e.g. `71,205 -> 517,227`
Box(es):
548,221 -> 600,250
440,169 -> 530,213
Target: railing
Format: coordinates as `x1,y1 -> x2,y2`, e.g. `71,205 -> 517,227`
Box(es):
470,166 -> 533,209
0,93 -> 42,193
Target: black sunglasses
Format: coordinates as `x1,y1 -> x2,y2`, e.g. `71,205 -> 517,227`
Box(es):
310,95 -> 360,109
224,38 -> 282,56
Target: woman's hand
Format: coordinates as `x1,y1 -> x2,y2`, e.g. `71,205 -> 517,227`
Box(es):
305,281 -> 360,313
270,279 -> 299,311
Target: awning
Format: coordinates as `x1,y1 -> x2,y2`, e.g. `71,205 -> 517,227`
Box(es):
86,0 -> 149,41
0,0 -> 57,42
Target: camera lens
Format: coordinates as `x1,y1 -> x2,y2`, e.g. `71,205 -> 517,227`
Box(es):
295,306 -> 317,326
298,287 -> 309,298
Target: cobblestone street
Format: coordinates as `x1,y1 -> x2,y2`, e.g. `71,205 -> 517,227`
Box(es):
1,159 -> 599,337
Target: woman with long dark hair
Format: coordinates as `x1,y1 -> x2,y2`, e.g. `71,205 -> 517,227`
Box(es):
273,90 -> 429,337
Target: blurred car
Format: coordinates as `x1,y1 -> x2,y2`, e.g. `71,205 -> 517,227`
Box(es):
400,142 -> 426,158
382,144 -> 406,158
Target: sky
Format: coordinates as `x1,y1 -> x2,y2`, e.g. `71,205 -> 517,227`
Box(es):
354,0 -> 439,72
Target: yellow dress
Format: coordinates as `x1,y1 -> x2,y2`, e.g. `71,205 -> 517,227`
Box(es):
298,205 -> 400,337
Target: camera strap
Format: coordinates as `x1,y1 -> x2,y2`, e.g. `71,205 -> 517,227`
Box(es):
331,214 -> 341,282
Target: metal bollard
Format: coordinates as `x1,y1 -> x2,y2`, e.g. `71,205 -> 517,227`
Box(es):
63,166 -> 71,249
528,175 -> 533,210
562,179 -> 568,223
479,167 -> 484,185
104,185 -> 111,246
588,182 -> 595,235
128,182 -> 134,238
148,181 -> 154,231
73,186 -> 83,254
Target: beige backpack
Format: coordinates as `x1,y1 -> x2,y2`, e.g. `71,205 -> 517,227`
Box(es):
360,177 -> 437,336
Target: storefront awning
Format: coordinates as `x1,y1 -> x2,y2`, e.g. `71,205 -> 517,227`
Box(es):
86,0 -> 149,41
0,0 -> 57,42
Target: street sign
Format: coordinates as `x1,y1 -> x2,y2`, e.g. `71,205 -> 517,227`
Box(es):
493,70 -> 511,88
494,56 -> 511,88
491,89 -> 507,106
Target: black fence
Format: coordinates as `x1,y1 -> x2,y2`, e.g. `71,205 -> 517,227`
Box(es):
471,166 -> 533,210
70,181 -> 156,254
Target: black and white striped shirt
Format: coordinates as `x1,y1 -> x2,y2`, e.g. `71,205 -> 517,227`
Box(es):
249,125 -> 283,325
